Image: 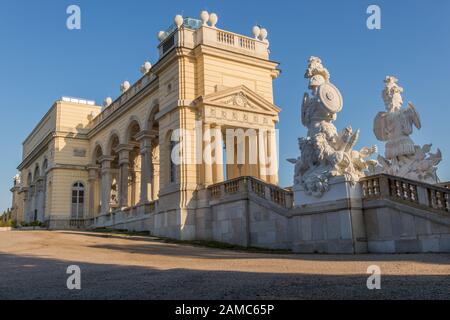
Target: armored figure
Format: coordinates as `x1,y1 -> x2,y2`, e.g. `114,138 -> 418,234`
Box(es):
372,76 -> 442,183
289,57 -> 376,197
374,76 -> 420,159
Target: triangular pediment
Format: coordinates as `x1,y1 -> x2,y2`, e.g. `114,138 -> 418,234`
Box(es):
199,85 -> 281,116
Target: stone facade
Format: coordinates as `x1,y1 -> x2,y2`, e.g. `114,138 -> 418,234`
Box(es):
10,14 -> 281,240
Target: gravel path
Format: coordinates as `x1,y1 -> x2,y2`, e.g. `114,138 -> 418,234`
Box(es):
0,230 -> 449,299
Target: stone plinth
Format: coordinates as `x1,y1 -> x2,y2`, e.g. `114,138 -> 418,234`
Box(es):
292,176 -> 367,254
293,176 -> 362,207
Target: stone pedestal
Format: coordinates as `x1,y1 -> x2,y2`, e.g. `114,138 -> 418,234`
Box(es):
293,176 -> 362,207
292,176 -> 367,254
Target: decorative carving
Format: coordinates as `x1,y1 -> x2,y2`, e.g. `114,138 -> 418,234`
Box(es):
371,76 -> 442,183
222,92 -> 249,107
289,57 -> 377,198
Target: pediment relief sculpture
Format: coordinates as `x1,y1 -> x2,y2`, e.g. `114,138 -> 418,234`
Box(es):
200,85 -> 280,116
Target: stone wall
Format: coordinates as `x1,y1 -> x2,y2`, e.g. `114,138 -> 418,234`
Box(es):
53,174 -> 450,254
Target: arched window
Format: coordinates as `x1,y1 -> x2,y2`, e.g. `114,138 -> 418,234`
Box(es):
34,166 -> 40,181
71,182 -> 85,219
27,172 -> 32,186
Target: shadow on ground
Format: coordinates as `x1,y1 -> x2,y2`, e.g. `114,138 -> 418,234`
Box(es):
0,252 -> 449,300
61,231 -> 450,265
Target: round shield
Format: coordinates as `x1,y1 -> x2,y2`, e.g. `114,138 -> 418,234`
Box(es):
318,82 -> 343,113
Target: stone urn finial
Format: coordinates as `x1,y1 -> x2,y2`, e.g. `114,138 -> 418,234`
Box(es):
157,31 -> 167,42
252,25 -> 261,39
259,28 -> 268,42
200,11 -> 210,26
174,15 -> 184,28
103,97 -> 112,108
120,81 -> 130,93
140,61 -> 152,75
209,13 -> 218,28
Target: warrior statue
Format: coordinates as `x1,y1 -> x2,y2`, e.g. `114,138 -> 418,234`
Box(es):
372,76 -> 442,183
289,57 -> 377,197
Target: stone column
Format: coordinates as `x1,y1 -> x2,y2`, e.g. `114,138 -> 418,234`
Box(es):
258,129 -> 267,181
116,145 -> 133,209
203,123 -> 213,185
136,131 -> 156,204
100,156 -> 114,214
212,124 -> 224,183
267,129 -> 278,185
87,165 -> 99,218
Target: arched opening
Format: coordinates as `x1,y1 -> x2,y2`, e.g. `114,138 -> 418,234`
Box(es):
71,182 -> 85,219
92,145 -> 103,216
26,171 -> 33,222
147,105 -> 160,201
108,134 -> 120,211
27,172 -> 32,186
170,140 -> 177,183
126,120 -> 141,207
33,165 -> 40,181
42,158 -> 49,221
166,130 -> 177,185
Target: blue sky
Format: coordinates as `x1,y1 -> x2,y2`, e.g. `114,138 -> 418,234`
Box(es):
0,0 -> 449,212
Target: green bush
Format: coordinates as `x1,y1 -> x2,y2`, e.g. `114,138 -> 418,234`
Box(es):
29,221 -> 42,227
0,220 -> 12,227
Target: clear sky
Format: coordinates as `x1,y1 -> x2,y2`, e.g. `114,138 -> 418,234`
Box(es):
0,0 -> 449,212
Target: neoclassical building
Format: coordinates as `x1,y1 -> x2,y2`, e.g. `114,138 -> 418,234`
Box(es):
10,13 -> 283,239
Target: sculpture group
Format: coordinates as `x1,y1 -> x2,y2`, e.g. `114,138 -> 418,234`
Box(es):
291,57 -> 442,198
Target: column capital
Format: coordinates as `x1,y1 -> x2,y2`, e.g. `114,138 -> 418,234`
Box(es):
87,164 -> 101,171
98,155 -> 115,163
135,129 -> 158,142
114,144 -> 134,153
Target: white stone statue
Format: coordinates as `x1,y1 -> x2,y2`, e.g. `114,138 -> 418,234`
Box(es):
289,57 -> 377,198
372,76 -> 442,183
110,178 -> 119,205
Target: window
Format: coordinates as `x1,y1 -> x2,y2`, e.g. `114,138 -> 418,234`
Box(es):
170,140 -> 177,183
71,182 -> 84,219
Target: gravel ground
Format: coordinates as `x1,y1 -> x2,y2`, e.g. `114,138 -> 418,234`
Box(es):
0,230 -> 449,300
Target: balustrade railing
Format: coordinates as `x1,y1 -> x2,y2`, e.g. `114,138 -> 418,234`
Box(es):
361,174 -> 450,214
208,176 -> 293,208
90,72 -> 156,128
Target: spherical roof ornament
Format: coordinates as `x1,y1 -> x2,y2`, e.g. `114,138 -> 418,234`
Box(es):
209,13 -> 218,28
157,31 -> 167,42
120,81 -> 130,93
259,28 -> 268,42
140,61 -> 152,75
103,97 -> 113,107
252,25 -> 261,39
174,14 -> 184,28
200,11 -> 209,26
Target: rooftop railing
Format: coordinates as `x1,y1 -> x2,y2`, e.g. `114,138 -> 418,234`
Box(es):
90,71 -> 157,128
